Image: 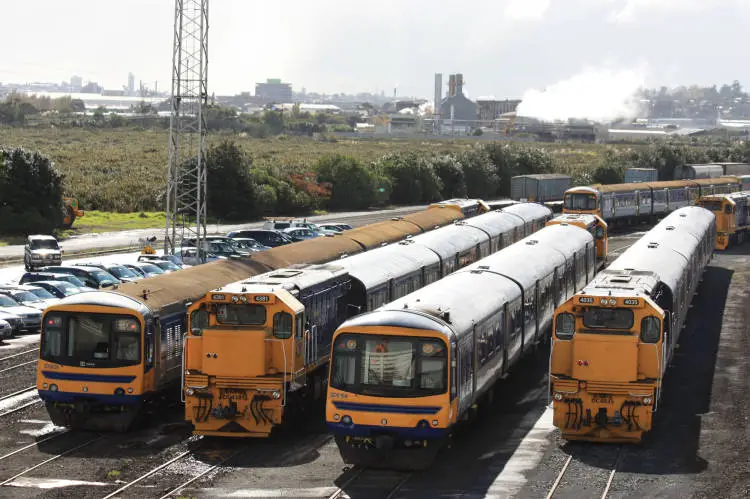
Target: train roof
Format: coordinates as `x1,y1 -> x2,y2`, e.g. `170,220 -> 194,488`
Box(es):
500,202 -> 553,221
406,222 -> 488,260
315,240 -> 440,290
463,209 -> 533,235
115,258 -> 272,311
50,290 -> 150,315
229,266 -> 349,295
372,270 -> 520,341
251,235 -> 363,268
692,177 -> 738,186
605,207 -> 714,294
399,208 -> 463,231
700,191 -> 750,203
341,309 -> 455,338
459,224 -> 593,290
547,213 -> 601,227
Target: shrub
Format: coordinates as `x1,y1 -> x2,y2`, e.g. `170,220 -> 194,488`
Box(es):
377,153 -> 442,205
429,155 -> 467,199
204,140 -> 257,221
0,147 -> 64,235
455,147 -> 499,199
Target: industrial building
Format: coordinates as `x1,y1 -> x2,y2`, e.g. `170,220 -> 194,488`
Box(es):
439,74 -> 478,122
255,78 -> 293,103
477,99 -> 521,121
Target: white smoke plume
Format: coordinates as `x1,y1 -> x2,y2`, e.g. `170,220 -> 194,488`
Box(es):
515,65 -> 647,122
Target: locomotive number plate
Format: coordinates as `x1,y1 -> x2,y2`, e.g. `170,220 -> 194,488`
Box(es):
592,396 -> 613,404
220,389 -> 247,401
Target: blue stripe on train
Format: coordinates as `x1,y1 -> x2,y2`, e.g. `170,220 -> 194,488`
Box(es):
38,390 -> 143,406
42,371 -> 137,383
331,401 -> 441,414
327,422 -> 447,439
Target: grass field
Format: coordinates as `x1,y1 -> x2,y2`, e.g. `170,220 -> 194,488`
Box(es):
65,210 -> 167,233
0,127 -> 631,210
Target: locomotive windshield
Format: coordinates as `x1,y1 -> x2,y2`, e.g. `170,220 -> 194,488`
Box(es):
582,307 -> 634,330
330,334 -> 447,397
564,193 -> 598,211
41,312 -> 141,367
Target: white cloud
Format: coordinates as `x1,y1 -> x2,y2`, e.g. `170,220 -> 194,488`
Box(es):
504,0 -> 551,20
604,0 -> 739,23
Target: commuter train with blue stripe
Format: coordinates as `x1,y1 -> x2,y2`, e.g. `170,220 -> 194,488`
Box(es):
35,201 -> 485,431
563,176 -> 740,226
325,221 -> 600,470
181,203 -> 554,437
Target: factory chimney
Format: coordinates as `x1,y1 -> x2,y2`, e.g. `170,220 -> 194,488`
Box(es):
434,73 -> 442,116
456,73 -> 464,96
448,74 -> 456,98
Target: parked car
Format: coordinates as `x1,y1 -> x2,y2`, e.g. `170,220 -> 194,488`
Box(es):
12,284 -> 62,307
20,272 -> 88,289
0,310 -> 23,337
24,235 -> 63,271
0,294 -> 42,332
172,247 -> 225,266
316,224 -> 344,234
261,219 -> 293,231
124,262 -> 165,278
25,281 -> 85,299
0,319 -> 12,340
184,236 -> 252,257
138,253 -> 192,269
142,259 -> 181,273
40,266 -> 120,289
226,229 -> 293,248
101,264 -> 142,283
283,227 -> 319,242
229,237 -> 270,252
0,287 -> 59,311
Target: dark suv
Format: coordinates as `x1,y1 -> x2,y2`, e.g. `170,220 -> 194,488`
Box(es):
226,229 -> 293,248
40,266 -> 120,289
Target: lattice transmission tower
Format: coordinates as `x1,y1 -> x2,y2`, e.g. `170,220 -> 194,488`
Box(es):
165,0 -> 209,259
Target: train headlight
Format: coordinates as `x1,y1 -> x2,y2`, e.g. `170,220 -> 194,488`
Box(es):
609,299 -> 616,306
272,391 -> 280,399
381,418 -> 388,425
333,413 -> 340,421
554,392 -> 563,401
115,387 -> 125,396
432,419 -> 439,427
82,387 -> 88,393
186,388 -> 195,396
643,397 -> 653,405
50,384 -> 58,392
127,388 -> 133,394
231,295 -> 239,303
342,415 -> 352,425
42,383 -> 48,389
600,298 -> 608,305
240,295 -> 248,303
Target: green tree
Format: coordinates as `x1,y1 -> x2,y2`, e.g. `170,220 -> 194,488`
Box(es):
203,140 -> 257,221
378,153 -> 442,204
316,155 -> 375,210
430,155 -> 467,199
0,148 -> 64,235
456,147 -> 499,199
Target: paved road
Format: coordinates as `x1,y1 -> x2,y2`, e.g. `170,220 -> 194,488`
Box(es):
0,205 -> 429,260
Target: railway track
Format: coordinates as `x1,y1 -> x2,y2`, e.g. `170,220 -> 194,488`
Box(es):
329,467 -> 412,499
0,386 -> 42,418
0,435 -> 103,487
545,445 -> 624,499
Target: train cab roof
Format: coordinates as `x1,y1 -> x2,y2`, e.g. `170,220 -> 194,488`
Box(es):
566,186 -> 599,194
49,290 -> 150,316
222,266 -> 350,298
581,269 -> 660,298
341,309 -> 455,339
500,202 -> 553,221
547,213 -> 602,229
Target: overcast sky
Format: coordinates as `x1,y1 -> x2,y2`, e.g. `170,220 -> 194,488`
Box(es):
2,0 -> 749,99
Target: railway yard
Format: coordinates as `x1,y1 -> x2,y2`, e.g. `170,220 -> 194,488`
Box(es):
0,220 -> 747,498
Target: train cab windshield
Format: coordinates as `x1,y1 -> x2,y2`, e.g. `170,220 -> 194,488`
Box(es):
564,193 -> 598,211
582,308 -> 634,331
330,334 -> 447,398
41,313 -> 141,367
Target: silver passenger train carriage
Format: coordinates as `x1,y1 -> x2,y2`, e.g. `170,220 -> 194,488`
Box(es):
325,221 -> 597,470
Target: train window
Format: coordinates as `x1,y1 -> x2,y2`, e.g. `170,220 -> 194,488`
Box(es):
583,308 -> 634,330
42,314 -> 63,357
216,304 -> 266,325
273,312 -> 293,339
295,314 -> 304,339
189,308 -> 208,336
640,316 -> 661,343
725,204 -> 733,214
555,313 -> 575,340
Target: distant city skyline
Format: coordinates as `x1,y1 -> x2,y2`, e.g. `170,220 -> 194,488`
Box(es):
3,0 -> 750,101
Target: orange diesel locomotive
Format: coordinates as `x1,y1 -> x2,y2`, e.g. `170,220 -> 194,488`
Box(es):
697,190 -> 750,250
182,204 -> 553,437
550,206 -> 715,443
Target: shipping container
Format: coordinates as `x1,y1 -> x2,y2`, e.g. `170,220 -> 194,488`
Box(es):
510,174 -> 572,202
674,164 -> 723,180
624,168 -> 658,183
713,162 -> 750,176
